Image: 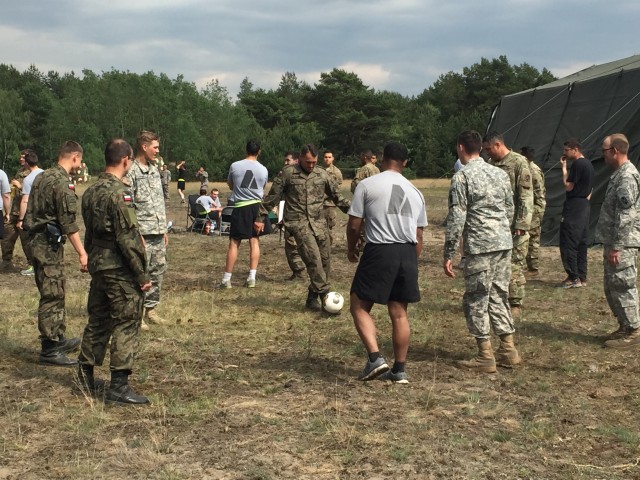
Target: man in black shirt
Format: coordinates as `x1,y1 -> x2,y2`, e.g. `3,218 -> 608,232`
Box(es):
559,138 -> 595,288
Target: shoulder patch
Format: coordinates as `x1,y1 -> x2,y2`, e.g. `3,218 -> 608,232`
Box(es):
68,183 -> 76,191
124,194 -> 132,203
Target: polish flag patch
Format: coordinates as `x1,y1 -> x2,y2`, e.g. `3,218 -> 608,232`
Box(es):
124,194 -> 132,202
68,183 -> 75,190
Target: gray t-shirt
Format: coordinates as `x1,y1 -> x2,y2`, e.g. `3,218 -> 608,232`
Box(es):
22,167 -> 44,195
227,159 -> 268,205
349,170 -> 428,244
196,195 -> 215,210
0,169 -> 9,211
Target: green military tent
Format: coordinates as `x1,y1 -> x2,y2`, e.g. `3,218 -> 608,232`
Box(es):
486,54 -> 640,245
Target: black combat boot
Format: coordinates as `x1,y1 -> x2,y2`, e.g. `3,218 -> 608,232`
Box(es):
305,290 -> 321,311
39,339 -> 78,367
76,364 -> 104,396
57,335 -> 81,354
105,371 -> 150,405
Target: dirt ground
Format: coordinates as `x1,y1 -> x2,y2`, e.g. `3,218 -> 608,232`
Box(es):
0,179 -> 639,480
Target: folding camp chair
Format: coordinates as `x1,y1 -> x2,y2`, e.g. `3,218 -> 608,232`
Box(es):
219,206 -> 234,235
190,203 -> 210,234
186,194 -> 200,230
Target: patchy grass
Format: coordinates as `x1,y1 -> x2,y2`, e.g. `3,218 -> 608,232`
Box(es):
1,179 -> 639,479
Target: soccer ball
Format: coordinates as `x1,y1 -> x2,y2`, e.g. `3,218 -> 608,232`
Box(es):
323,292 -> 344,314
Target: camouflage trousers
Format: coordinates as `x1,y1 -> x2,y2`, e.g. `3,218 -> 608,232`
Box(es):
284,228 -> 305,274
603,247 -> 640,329
323,206 -> 337,245
290,223 -> 331,294
526,212 -> 544,271
463,250 -> 515,339
510,233 -> 529,307
30,236 -> 67,341
1,219 -> 32,263
143,234 -> 167,309
79,269 -> 144,371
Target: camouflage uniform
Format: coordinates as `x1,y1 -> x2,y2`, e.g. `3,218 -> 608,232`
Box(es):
351,163 -> 379,249
25,165 -> 79,341
79,173 -> 149,371
1,167 -> 31,264
125,159 -> 167,309
323,163 -> 343,245
159,168 -> 170,200
595,161 -> 640,330
489,151 -> 533,307
526,160 -> 546,271
444,158 -> 515,339
262,164 -> 350,294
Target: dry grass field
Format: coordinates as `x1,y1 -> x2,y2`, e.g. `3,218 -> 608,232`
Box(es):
1,178 -> 639,480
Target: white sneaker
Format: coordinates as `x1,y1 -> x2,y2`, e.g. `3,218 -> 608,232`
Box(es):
21,266 -> 34,276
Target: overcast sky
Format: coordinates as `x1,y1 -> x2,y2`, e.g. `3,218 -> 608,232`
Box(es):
1,0 -> 638,98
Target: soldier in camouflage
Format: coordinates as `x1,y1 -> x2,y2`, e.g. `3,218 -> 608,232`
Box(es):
282,152 -> 305,280
322,150 -> 343,246
1,150 -> 31,270
444,130 -> 521,373
482,131 -> 533,316
595,134 -> 640,348
258,144 -> 351,310
520,147 -> 547,275
159,164 -> 170,201
24,141 -> 88,366
125,130 -> 169,330
78,139 -> 152,404
351,150 -> 379,251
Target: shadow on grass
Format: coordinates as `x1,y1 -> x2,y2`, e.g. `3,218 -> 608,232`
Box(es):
250,352 -> 350,382
519,320 -> 601,345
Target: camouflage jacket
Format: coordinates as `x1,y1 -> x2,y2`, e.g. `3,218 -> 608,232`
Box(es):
323,163 -> 343,207
82,173 -> 149,284
25,165 -> 80,237
528,160 -> 547,214
489,150 -> 533,231
261,164 -> 351,236
595,161 -> 640,249
9,167 -> 29,219
124,158 -> 167,235
444,158 -> 514,259
351,163 -> 379,193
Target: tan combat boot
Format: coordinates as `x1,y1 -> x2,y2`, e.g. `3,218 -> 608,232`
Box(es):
457,338 -> 497,373
140,319 -> 150,331
511,305 -> 522,318
604,327 -> 640,349
145,308 -> 169,325
496,334 -> 521,367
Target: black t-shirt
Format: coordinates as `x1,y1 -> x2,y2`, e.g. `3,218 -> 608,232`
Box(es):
566,157 -> 594,199
178,166 -> 186,180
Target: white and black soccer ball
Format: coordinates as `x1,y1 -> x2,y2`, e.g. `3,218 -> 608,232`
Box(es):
323,291 -> 344,314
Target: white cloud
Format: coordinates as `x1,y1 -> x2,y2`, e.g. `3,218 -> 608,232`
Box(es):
337,62 -> 391,88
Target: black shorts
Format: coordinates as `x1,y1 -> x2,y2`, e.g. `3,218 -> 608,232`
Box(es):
177,180 -> 186,191
229,203 -> 271,239
351,243 -> 420,304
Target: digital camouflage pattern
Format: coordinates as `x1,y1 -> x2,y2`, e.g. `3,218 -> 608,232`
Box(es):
25,165 -> 81,341
444,158 -> 514,259
596,161 -> 640,330
284,228 -> 305,274
526,160 -> 546,271
350,162 -> 379,193
488,150 -> 533,307
143,235 -> 167,308
463,250 -> 515,339
262,164 -> 350,293
323,163 -> 343,207
79,172 -> 149,371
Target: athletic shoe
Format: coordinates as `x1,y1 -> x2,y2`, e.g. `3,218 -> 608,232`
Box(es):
357,357 -> 389,381
580,278 -> 588,287
21,266 -> 34,276
378,370 -> 409,384
245,278 -> 256,288
525,269 -> 539,278
558,277 -> 581,289
215,279 -> 232,289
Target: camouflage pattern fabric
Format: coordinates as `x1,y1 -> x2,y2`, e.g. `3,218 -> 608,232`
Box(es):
510,233 -> 529,306
25,165 -> 81,341
124,159 -> 167,236
603,247 -> 640,329
262,163 -> 350,293
1,221 -> 31,263
463,250 -> 515,339
143,235 -> 166,308
284,228 -> 305,274
526,212 -> 543,271
323,206 -> 337,245
323,163 -> 343,207
351,163 -> 379,193
488,150 -> 533,232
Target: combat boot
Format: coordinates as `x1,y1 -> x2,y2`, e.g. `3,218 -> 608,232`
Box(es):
76,364 -> 104,396
605,325 -> 628,341
496,334 -> 521,367
140,319 -> 150,331
604,327 -> 640,349
144,308 -> 169,325
305,290 -> 321,311
456,338 -> 497,373
39,339 -> 78,367
105,371 -> 150,405
57,334 -> 81,354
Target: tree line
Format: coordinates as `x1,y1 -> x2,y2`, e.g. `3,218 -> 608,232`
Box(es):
0,56 -> 555,180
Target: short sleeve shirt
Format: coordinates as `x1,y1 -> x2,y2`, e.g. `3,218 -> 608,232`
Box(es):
196,195 -> 215,210
22,167 -> 44,195
0,169 -> 9,210
567,157 -> 594,199
349,171 -> 427,244
227,159 -> 269,205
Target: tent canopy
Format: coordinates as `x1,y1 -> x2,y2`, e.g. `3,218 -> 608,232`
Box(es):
486,54 -> 640,245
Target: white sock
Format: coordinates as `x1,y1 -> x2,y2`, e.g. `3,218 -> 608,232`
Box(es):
222,272 -> 232,282
248,269 -> 257,280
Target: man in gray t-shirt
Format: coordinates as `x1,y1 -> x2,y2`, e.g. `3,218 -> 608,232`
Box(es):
0,168 -> 10,238
347,142 -> 427,384
218,139 -> 269,289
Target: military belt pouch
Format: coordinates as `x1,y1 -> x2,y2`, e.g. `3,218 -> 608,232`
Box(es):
45,223 -> 66,252
92,237 -> 117,250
